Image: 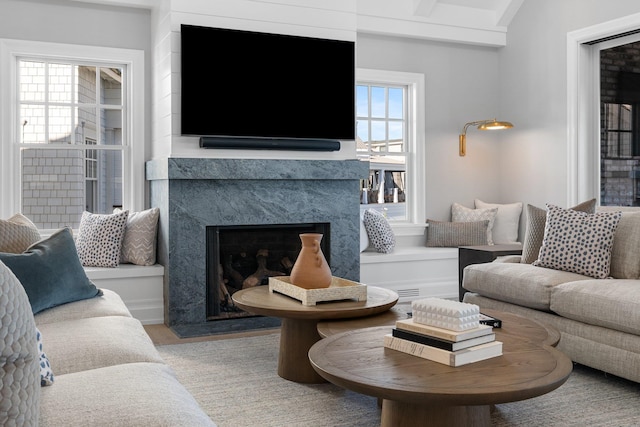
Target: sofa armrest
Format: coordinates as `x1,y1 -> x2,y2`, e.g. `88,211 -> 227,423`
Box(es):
494,255 -> 522,263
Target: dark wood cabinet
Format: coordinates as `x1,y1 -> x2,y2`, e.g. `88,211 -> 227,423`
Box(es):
458,244 -> 522,301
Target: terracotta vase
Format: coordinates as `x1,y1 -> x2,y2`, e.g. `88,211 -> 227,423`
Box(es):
290,233 -> 332,289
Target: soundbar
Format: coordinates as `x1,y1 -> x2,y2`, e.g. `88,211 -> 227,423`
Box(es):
199,137 -> 341,152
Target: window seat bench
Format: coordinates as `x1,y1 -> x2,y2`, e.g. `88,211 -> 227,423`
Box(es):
83,264 -> 164,325
360,247 -> 458,302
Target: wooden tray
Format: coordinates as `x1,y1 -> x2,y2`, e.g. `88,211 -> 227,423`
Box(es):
268,276 -> 367,306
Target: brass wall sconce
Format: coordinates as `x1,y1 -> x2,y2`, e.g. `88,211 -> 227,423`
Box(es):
459,119 -> 513,156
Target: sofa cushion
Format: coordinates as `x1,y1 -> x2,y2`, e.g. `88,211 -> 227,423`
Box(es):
451,203 -> 497,245
462,261 -> 591,311
0,261 -> 40,426
474,199 -> 522,244
0,213 -> 41,253
609,212 -> 640,279
34,289 -> 131,325
533,205 -> 621,279
36,316 -> 164,376
425,219 -> 488,247
39,362 -> 216,427
550,279 -> 640,336
0,228 -> 102,314
521,199 -> 596,264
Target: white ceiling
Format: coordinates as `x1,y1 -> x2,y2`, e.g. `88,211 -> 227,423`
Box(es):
71,0 -> 525,46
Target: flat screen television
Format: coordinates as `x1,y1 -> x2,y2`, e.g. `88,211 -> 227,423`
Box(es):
180,24 -> 355,149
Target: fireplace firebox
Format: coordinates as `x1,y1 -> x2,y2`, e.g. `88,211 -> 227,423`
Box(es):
206,223 -> 330,320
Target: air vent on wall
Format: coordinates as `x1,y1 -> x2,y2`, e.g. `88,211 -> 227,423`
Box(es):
397,288 -> 420,299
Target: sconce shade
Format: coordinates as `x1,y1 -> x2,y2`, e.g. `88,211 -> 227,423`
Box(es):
459,118 -> 514,156
477,120 -> 513,131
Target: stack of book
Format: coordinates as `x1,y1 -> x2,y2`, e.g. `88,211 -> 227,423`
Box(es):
384,298 -> 503,367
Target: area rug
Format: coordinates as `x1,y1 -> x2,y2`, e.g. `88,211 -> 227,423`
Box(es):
157,333 -> 640,427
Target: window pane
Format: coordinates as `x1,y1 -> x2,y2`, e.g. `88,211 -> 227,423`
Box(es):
357,119 -> 369,152
19,60 -> 45,102
48,106 -> 72,143
20,104 -> 45,143
21,148 -> 85,229
101,108 -> 123,146
48,63 -> 73,103
371,121 -> 386,152
100,67 -> 123,106
621,104 -> 632,130
388,88 -> 403,119
78,66 -> 97,104
371,86 -> 386,118
356,85 -> 369,116
389,122 -> 403,149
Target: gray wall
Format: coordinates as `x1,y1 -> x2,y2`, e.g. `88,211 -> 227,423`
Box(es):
357,34 -> 503,221
498,0 -> 640,210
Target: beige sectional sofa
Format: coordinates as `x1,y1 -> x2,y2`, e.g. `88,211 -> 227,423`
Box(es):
1,261 -> 215,426
462,206 -> 640,383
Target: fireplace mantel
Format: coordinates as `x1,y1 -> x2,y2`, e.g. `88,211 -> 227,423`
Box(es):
146,157 -> 368,334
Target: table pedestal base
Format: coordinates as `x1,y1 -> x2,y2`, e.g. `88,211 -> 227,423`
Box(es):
278,318 -> 325,383
381,400 -> 490,427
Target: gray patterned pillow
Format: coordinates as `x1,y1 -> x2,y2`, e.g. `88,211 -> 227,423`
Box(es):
521,199 -> 596,264
76,210 -> 129,267
0,213 -> 41,253
426,220 -> 489,247
451,203 -> 498,245
533,204 -> 622,279
363,209 -> 395,253
115,207 -> 160,266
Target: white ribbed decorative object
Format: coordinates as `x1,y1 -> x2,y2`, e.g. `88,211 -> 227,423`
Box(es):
411,298 -> 480,331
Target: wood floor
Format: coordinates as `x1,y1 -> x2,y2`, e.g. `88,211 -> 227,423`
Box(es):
144,323 -> 280,346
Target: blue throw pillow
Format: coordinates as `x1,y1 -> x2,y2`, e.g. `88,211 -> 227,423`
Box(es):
0,227 -> 102,314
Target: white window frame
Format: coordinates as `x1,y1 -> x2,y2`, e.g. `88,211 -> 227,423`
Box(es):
0,39 -> 144,224
357,68 -> 425,237
567,13 -> 640,206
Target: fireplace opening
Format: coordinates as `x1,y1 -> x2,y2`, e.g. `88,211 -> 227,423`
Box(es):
206,223 -> 330,320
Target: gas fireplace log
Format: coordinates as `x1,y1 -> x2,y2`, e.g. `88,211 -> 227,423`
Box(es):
242,249 -> 286,288
281,257 -> 293,273
224,255 -> 246,289
218,263 -> 233,307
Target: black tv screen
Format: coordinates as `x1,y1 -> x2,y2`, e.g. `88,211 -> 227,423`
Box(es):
180,25 -> 355,142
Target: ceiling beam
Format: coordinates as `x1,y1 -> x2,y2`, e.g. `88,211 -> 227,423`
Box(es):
412,0 -> 438,17
496,0 -> 524,27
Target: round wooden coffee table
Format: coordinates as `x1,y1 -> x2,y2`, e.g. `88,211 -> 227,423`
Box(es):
232,285 -> 398,383
308,310 -> 572,427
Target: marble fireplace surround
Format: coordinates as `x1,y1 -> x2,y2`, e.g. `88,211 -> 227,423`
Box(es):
146,157 -> 368,335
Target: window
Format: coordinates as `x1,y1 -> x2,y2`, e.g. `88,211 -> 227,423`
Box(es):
0,40 -> 144,230
18,60 -> 124,228
356,69 -> 425,227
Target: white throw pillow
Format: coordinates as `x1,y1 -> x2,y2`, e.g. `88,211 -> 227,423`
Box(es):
359,211 -> 369,252
474,199 -> 523,244
115,207 -> 160,266
363,209 -> 395,253
451,203 -> 498,245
